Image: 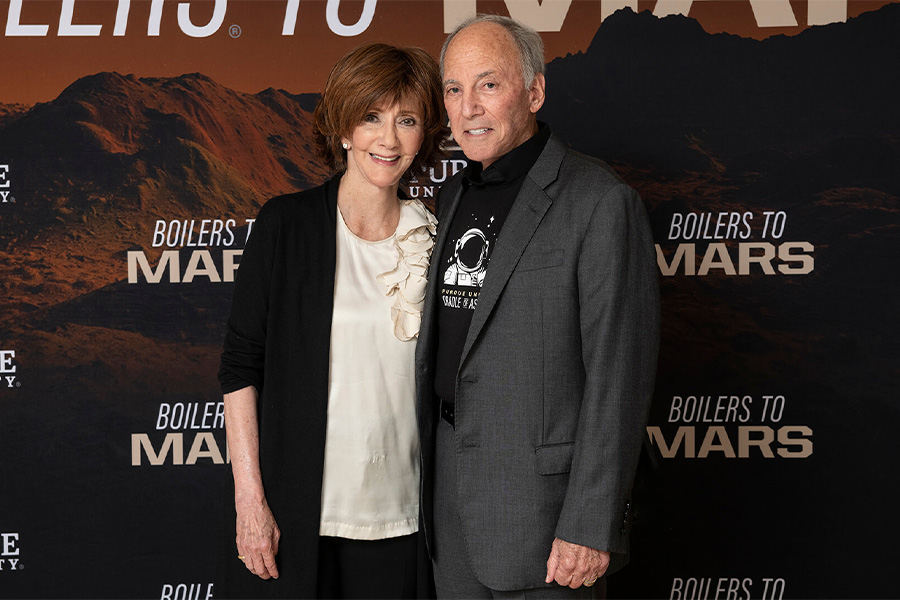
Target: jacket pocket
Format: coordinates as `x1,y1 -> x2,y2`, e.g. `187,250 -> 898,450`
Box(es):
535,442 -> 574,475
517,249 -> 563,272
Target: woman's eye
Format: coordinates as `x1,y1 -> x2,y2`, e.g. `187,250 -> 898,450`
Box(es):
364,114 -> 379,123
400,118 -> 416,126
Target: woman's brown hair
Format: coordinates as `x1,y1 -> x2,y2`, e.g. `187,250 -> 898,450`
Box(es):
313,42 -> 447,183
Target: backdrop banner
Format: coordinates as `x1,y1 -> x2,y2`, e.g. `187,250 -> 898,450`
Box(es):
1,1 -> 898,598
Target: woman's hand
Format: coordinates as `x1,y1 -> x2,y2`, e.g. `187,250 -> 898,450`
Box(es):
225,386 -> 280,580
236,496 -> 281,580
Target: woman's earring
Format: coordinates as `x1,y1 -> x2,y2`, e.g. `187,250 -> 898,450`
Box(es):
342,142 -> 350,150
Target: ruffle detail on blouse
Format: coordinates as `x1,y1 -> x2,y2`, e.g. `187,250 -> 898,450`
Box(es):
376,200 -> 438,341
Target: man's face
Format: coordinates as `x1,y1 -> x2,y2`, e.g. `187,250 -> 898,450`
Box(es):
443,22 -> 545,167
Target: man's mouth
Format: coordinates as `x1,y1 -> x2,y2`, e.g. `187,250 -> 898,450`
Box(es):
465,128 -> 492,136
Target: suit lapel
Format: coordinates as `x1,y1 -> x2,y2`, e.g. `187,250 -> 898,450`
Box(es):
459,135 -> 568,368
418,175 -> 465,362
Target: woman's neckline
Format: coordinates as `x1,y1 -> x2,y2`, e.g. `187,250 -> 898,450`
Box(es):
337,205 -> 399,244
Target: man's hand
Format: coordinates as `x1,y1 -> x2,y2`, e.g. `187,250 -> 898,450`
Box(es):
236,497 -> 281,580
545,537 -> 609,589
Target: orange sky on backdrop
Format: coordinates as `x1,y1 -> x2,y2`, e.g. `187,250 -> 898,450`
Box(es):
0,0 -> 894,104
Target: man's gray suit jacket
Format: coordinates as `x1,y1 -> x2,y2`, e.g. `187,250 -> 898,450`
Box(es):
415,134 -> 660,591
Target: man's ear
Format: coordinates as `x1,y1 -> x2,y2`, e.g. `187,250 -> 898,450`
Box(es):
529,73 -> 546,114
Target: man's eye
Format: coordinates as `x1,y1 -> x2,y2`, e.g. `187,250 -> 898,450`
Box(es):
484,82 -> 496,89
445,87 -> 460,95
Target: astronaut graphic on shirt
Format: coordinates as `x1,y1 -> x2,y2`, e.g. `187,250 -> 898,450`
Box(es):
443,227 -> 489,288
440,207 -> 502,312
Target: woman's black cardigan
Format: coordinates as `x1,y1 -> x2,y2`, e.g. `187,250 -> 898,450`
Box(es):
215,178 -> 338,598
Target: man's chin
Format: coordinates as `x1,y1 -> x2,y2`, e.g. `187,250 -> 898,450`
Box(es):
456,144 -> 494,165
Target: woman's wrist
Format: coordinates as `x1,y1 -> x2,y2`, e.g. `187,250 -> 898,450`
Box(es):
234,484 -> 266,508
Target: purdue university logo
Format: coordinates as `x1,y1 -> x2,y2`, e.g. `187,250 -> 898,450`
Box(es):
0,350 -> 19,389
0,533 -> 21,571
0,164 -> 13,204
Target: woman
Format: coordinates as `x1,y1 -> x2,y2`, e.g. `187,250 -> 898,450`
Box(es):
216,43 -> 445,598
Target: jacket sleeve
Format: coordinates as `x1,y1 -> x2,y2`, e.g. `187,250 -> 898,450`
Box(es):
218,201 -> 280,395
553,182 -> 660,555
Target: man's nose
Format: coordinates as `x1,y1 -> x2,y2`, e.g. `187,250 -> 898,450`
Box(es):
461,90 -> 483,119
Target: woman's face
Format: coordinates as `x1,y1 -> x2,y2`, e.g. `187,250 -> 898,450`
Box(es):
343,100 -> 425,192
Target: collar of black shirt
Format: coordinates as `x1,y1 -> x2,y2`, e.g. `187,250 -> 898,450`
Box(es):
464,122 -> 551,187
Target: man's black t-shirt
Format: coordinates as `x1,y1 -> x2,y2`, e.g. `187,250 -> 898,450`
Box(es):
434,124 -> 551,405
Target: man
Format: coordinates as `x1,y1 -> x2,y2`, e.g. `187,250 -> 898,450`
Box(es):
415,14 -> 660,599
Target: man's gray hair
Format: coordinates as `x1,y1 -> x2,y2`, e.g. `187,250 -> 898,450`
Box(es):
440,14 -> 545,89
